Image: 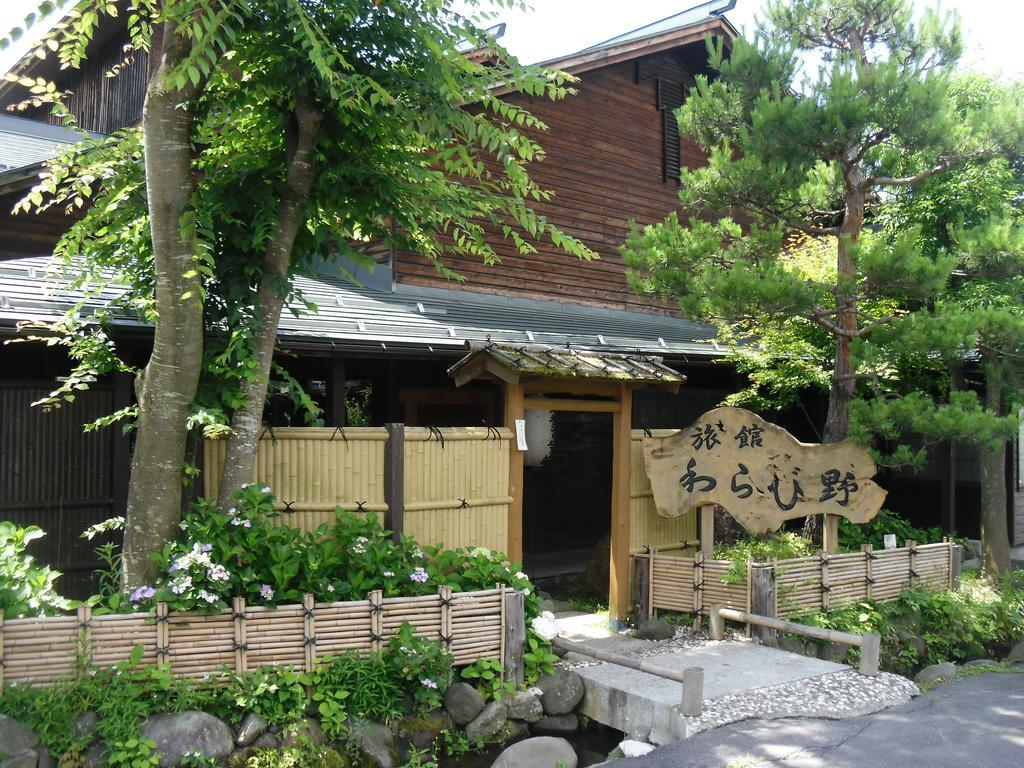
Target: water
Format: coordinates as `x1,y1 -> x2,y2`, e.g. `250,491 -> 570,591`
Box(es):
439,724 -> 624,767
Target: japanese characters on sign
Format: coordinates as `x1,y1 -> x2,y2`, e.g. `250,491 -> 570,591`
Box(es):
643,407 -> 887,534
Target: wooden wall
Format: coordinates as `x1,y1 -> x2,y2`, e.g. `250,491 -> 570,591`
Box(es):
392,53 -> 705,314
630,429 -> 696,551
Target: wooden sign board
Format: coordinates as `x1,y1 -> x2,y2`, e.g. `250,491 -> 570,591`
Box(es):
643,407 -> 886,534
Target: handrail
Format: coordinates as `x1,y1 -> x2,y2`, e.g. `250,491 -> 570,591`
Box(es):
710,604 -> 880,676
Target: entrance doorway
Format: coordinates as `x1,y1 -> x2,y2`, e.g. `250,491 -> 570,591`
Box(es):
522,411 -> 613,581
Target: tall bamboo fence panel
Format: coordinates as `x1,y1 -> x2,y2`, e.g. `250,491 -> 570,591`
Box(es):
0,587 -> 508,687
402,428 -> 511,553
629,430 -> 696,552
204,428 -> 388,532
636,542 -> 955,619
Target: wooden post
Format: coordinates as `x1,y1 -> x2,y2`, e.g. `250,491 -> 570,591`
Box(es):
822,514 -> 840,554
859,632 -> 881,677
709,603 -> 725,641
693,551 -> 705,619
634,554 -> 651,623
950,543 -> 962,590
749,564 -> 776,643
820,551 -> 831,612
0,615 -> 4,687
331,357 -> 346,426
370,590 -> 383,653
504,382 -> 525,565
439,585 -> 453,652
502,589 -> 526,687
233,597 -> 247,675
907,539 -> 918,588
383,423 -> 405,540
680,666 -> 704,717
699,504 -> 715,557
862,544 -> 874,602
77,605 -> 92,664
156,602 -> 169,668
609,383 -> 632,624
303,594 -> 316,672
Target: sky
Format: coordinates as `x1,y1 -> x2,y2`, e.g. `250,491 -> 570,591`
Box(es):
1,0 -> 1022,78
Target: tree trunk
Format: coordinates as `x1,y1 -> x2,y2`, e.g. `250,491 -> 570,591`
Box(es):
979,354 -> 1011,579
217,99 -> 322,507
122,22 -> 205,588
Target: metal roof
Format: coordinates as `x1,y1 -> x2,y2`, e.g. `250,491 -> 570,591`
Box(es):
0,115 -> 96,173
449,342 -> 685,385
580,1 -> 737,53
0,255 -> 721,359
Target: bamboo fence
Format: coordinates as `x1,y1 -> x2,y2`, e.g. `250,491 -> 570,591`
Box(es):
635,541 -> 956,619
0,586 -> 507,688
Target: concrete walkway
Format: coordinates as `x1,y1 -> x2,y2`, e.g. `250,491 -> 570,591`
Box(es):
618,670 -> 1024,768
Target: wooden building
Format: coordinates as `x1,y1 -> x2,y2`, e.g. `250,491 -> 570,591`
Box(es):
0,1 -> 1017,605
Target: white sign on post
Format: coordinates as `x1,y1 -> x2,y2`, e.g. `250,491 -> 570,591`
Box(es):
883,534 -> 897,549
515,419 -> 528,451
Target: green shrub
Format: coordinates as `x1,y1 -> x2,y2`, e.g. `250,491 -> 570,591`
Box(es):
713,532 -> 815,583
837,509 -> 952,552
0,521 -> 72,618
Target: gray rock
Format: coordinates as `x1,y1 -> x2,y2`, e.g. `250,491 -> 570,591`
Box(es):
635,619 -> 674,641
226,747 -> 254,768
777,636 -> 807,656
1007,640 -> 1024,662
142,711 -> 234,767
396,711 -> 450,754
35,749 -> 52,768
647,727 -> 677,747
490,736 -> 577,768
531,714 -> 578,735
251,733 -> 280,751
73,712 -> 99,743
498,720 -> 529,743
0,749 -> 37,768
347,719 -> 396,768
820,641 -> 850,664
964,659 -> 1000,668
81,742 -> 106,768
536,672 -> 584,716
443,682 -> 486,726
235,713 -> 269,747
465,701 -> 507,743
281,718 -> 324,749
915,662 -> 958,686
896,630 -> 927,659
0,715 -> 39,754
507,691 -> 544,723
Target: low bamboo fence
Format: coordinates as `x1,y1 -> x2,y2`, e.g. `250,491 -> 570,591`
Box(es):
0,586 -> 508,687
634,541 -> 957,619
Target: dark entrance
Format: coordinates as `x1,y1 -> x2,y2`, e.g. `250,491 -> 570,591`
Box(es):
522,410 -> 612,580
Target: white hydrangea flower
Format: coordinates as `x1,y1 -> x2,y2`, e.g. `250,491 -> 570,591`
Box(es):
530,610 -> 559,641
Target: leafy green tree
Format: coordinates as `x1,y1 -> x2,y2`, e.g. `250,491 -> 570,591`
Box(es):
6,0 -> 592,586
621,0 -> 1022,540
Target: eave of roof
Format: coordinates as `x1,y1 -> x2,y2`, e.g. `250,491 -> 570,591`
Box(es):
0,255 -> 723,360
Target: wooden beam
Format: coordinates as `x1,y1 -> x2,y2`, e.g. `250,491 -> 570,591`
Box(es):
699,504 -> 715,557
505,381 -> 525,564
524,397 -> 620,413
383,423 -> 405,541
330,357 -> 346,426
822,514 -> 839,554
523,379 -> 622,397
609,382 -> 632,624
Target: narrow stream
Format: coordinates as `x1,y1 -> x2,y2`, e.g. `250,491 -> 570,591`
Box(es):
439,724 -> 624,767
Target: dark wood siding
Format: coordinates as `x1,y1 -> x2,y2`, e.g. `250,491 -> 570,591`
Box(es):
0,190 -> 83,259
392,54 -> 706,314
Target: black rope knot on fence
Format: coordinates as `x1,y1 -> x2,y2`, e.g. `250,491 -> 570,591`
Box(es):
232,642 -> 248,652
427,426 -> 445,449
329,426 -> 347,441
260,425 -> 277,443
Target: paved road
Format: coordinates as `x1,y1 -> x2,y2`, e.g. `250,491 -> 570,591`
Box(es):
620,671 -> 1024,768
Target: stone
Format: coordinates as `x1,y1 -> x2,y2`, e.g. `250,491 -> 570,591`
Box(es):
81,742 -> 107,768
443,682 -> 486,726
281,718 -> 324,749
507,691 -> 544,723
226,748 -> 254,768
896,630 -> 927,659
35,749 -> 53,768
252,733 -> 280,751
1007,640 -> 1024,662
635,620 -> 675,641
536,671 -> 585,716
499,721 -> 529,742
235,713 -> 269,747
0,749 -> 37,768
618,739 -> 655,758
530,714 -> 578,735
820,641 -> 850,664
465,701 -> 508,743
915,662 -> 958,686
0,715 -> 39,754
142,712 -> 234,768
778,636 -> 808,656
647,727 -> 677,747
490,736 -> 577,768
347,719 -> 396,768
396,711 -> 451,753
73,712 -> 99,743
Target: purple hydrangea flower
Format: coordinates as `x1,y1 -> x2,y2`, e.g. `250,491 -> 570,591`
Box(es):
409,567 -> 429,583
259,584 -> 274,600
129,585 -> 156,603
